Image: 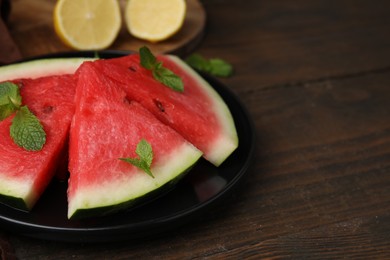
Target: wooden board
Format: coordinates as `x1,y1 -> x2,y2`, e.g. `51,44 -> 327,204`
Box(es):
8,0 -> 206,59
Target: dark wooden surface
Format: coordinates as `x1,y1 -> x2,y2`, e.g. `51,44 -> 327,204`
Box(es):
1,0 -> 390,259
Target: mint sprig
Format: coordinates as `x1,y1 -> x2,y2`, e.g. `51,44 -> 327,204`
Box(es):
185,53 -> 233,77
139,46 -> 184,92
119,139 -> 154,178
10,106 -> 46,151
0,82 -> 46,151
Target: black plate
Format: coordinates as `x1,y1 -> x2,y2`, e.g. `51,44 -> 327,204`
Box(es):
0,51 -> 255,243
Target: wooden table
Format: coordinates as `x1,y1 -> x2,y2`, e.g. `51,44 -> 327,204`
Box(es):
1,0 -> 390,258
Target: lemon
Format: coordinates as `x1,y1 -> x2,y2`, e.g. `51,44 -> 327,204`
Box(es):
53,0 -> 121,50
125,0 -> 186,42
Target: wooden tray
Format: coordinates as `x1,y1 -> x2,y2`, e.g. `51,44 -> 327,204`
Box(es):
9,0 -> 206,59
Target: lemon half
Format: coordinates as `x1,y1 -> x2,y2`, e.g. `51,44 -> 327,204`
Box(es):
54,0 -> 121,50
125,0 -> 186,42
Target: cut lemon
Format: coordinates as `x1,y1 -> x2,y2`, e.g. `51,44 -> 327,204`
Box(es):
53,0 -> 121,50
125,0 -> 186,42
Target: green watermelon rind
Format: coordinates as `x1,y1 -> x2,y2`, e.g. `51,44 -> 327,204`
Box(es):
0,58 -> 95,82
164,55 -> 239,166
0,172 -> 38,211
69,159 -> 198,219
0,180 -> 36,211
68,143 -> 202,219
0,193 -> 30,212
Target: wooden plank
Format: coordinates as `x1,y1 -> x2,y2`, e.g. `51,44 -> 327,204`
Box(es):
201,0 -> 390,91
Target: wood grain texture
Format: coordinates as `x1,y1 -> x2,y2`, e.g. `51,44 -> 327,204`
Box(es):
200,0 -> 390,92
2,0 -> 390,259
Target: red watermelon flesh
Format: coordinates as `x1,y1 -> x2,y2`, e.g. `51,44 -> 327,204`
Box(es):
0,75 -> 76,210
92,54 -> 238,166
67,62 -> 202,218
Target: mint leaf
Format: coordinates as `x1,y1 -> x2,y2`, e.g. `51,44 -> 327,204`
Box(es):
184,53 -> 211,72
0,82 -> 47,151
209,58 -> 233,77
185,53 -> 233,77
120,157 -> 153,178
136,139 -> 153,166
10,106 -> 46,151
153,66 -> 184,92
139,46 -> 157,70
0,82 -> 21,119
139,46 -> 184,92
119,139 -> 154,178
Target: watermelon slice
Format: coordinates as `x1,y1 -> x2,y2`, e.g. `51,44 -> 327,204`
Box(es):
0,58 -> 89,211
0,75 -> 76,210
92,54 -> 238,166
67,62 -> 202,219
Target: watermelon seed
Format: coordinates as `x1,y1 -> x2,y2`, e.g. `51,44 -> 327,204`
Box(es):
153,99 -> 165,112
123,97 -> 131,105
43,106 -> 54,114
128,66 -> 137,72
